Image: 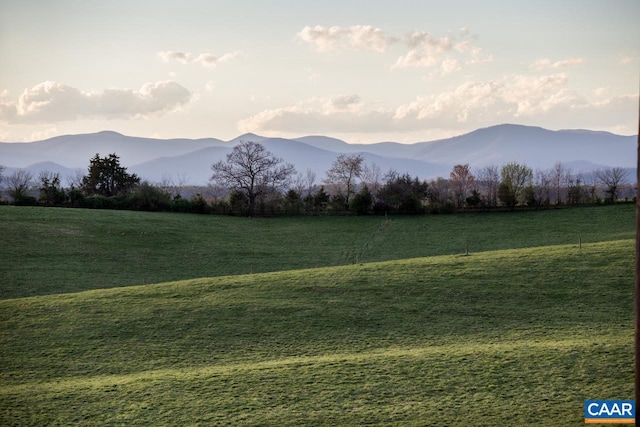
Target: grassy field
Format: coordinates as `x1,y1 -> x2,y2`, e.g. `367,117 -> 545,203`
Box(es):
0,205 -> 635,425
0,204 -> 634,299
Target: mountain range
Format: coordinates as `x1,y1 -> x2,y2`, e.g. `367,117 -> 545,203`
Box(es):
0,124 -> 636,186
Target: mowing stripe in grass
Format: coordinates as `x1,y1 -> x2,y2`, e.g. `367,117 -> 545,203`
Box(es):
0,332 -> 628,395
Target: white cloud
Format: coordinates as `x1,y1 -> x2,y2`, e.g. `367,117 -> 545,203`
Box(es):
238,95 -> 393,134
466,47 -> 494,65
296,26 -> 342,51
296,25 -> 394,52
498,73 -> 578,116
394,31 -> 453,68
326,94 -> 362,112
30,126 -> 59,141
530,57 -> 585,71
157,51 -> 192,64
158,50 -> 244,68
348,25 -> 394,52
593,87 -> 609,97
454,40 -> 471,53
0,80 -> 192,123
394,29 -> 492,71
0,128 -> 11,142
426,57 -> 462,79
297,25 -> 491,76
238,73 -> 636,137
194,53 -> 219,68
218,51 -> 245,63
619,56 -> 633,65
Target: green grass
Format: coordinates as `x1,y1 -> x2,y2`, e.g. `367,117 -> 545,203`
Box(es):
0,205 -> 635,425
0,238 -> 634,425
0,204 -> 634,299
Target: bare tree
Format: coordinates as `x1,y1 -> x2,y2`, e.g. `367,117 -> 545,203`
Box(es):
361,162 -> 382,200
596,167 -> 628,203
66,168 -> 86,189
160,172 -> 190,198
476,164 -> 500,207
292,172 -> 306,197
551,162 -> 568,205
6,169 -> 34,203
582,171 -> 600,203
532,168 -> 552,208
305,168 -> 317,196
450,164 -> 475,209
567,172 -> 585,205
324,153 -> 364,204
0,165 -> 4,200
206,182 -> 227,205
210,141 -> 296,217
427,177 -> 452,208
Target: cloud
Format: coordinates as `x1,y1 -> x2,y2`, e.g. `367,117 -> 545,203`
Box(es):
157,51 -> 192,64
298,25 -> 492,76
193,53 -> 219,68
0,80 -> 192,124
157,50 -> 244,68
426,58 -> 462,79
394,31 -> 453,68
393,30 -> 492,71
238,95 -> 392,134
30,127 -> 59,141
466,47 -> 494,65
296,25 -> 394,52
218,51 -> 245,63
348,25 -> 394,52
619,56 -> 633,65
327,94 -> 362,112
238,72 -> 635,136
530,57 -> 585,71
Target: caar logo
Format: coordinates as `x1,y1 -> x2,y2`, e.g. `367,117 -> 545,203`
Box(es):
584,400 -> 634,424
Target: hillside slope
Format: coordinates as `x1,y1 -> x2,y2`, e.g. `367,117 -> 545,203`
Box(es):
0,240 -> 633,425
0,204 -> 634,299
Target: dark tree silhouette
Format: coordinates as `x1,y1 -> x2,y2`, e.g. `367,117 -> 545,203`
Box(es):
6,169 -> 34,203
81,153 -> 140,197
596,167 -> 628,203
210,141 -> 296,217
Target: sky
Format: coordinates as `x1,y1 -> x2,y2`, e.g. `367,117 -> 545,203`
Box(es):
0,0 -> 638,143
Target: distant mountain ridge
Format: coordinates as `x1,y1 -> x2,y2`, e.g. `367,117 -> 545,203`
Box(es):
0,124 -> 635,185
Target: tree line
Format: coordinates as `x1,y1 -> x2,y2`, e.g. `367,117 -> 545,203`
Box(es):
0,141 -> 634,216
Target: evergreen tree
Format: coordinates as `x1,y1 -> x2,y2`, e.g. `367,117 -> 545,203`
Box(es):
81,153 -> 140,197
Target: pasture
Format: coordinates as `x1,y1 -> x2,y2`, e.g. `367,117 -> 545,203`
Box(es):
0,205 -> 635,425
0,204 -> 633,299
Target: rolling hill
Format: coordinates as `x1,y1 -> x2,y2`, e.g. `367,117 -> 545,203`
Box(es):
0,205 -> 634,425
0,124 -> 635,185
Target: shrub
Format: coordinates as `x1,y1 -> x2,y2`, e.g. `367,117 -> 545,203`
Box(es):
13,195 -> 38,206
128,182 -> 172,212
190,194 -> 210,214
66,188 -> 85,208
350,187 -> 373,215
171,198 -> 193,213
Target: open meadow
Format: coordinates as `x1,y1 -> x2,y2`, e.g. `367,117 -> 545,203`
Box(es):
0,205 -> 635,425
